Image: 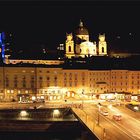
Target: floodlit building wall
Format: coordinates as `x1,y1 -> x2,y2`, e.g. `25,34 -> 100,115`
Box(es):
1,67 -> 36,101
62,69 -> 89,94
36,68 -> 63,95
89,70 -> 110,94
128,71 -> 140,94
0,66 -> 140,101
110,70 -> 129,93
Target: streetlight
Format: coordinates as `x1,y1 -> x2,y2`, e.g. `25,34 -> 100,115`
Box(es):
81,89 -> 84,109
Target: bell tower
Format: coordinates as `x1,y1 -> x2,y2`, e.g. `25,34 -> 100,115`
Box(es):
98,34 -> 107,55
65,33 -> 75,58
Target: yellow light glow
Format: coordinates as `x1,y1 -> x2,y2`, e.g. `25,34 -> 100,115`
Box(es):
89,96 -> 92,99
20,110 -> 28,117
54,96 -> 56,100
57,96 -> 61,100
40,96 -> 44,99
72,93 -> 74,97
49,96 -> 53,100
134,106 -> 139,110
67,92 -> 70,97
7,90 -> 10,93
32,96 -> 36,100
108,104 -> 112,109
11,90 -> 14,93
53,109 -> 60,118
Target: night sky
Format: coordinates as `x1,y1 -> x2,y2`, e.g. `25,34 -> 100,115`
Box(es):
0,1 -> 140,54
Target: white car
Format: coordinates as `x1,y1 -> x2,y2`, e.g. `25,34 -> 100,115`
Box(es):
100,110 -> 109,116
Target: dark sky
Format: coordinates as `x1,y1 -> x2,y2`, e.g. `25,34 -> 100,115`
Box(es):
1,1 -> 140,53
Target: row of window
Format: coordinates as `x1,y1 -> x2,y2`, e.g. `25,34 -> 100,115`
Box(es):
111,76 -> 140,79
90,72 -> 109,75
6,90 -> 30,94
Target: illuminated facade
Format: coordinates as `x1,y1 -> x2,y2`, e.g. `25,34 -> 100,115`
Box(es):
7,59 -> 64,65
0,66 -> 140,101
65,20 -> 107,58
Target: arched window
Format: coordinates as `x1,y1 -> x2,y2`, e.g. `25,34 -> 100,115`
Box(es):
102,47 -> 104,53
69,46 -> 71,52
80,49 -> 82,53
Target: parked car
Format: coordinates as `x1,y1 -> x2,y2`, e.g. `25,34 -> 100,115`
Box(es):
113,114 -> 122,121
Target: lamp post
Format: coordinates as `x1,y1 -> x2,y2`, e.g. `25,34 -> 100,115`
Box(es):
81,89 -> 84,109
97,103 -> 101,125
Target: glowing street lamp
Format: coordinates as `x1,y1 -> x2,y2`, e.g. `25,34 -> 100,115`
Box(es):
134,106 -> 139,111
20,110 -> 28,117
53,109 -> 60,118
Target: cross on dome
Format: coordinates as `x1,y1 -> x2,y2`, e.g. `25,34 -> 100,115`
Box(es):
79,19 -> 84,27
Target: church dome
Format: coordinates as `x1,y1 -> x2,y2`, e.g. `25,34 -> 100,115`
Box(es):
75,20 -> 89,35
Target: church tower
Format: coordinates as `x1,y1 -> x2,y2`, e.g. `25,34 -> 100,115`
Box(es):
65,33 -> 75,58
98,34 -> 107,55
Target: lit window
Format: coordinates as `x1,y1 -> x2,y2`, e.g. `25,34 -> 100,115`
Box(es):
11,90 -> 14,93
7,90 -> 10,93
25,90 -> 28,94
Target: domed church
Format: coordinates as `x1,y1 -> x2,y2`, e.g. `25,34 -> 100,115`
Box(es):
65,20 -> 107,58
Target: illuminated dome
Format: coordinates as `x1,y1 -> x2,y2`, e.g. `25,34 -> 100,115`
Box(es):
75,20 -> 89,35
